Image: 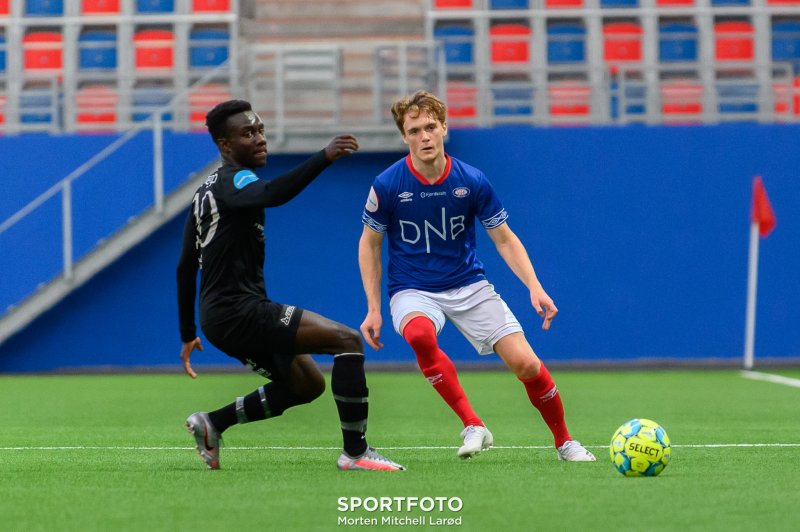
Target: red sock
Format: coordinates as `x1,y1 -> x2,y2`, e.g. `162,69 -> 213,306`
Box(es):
519,363 -> 571,448
403,316 -> 483,428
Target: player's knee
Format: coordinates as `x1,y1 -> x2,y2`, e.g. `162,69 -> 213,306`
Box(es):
512,357 -> 541,379
334,324 -> 363,354
299,371 -> 326,402
402,318 -> 438,352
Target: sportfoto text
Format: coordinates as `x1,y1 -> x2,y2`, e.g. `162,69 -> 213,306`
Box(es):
337,497 -> 463,512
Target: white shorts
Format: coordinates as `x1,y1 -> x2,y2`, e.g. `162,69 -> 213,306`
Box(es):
389,280 -> 523,355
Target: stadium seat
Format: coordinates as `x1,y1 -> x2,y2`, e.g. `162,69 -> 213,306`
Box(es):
82,0 -> 120,13
132,85 -> 173,122
25,0 -> 63,16
603,21 -> 643,63
189,83 -> 232,130
661,81 -> 703,122
490,24 -> 531,64
78,30 -> 117,70
545,0 -> 583,7
659,22 -> 698,62
0,1 -> 8,16
547,22 -> 586,64
656,0 -> 694,4
446,83 -> 478,119
610,80 -> 646,119
192,0 -> 230,11
772,77 -> 800,116
767,0 -> 800,4
714,21 -> 754,61
772,21 -> 800,62
134,29 -> 174,70
23,31 -> 63,73
20,85 -> 58,124
0,34 -> 5,73
0,94 -> 6,125
490,0 -> 529,7
601,0 -> 638,6
717,81 -> 758,114
711,0 -> 749,4
492,85 -> 533,116
189,28 -> 229,68
548,82 -> 591,120
433,25 -> 474,64
434,0 -> 473,7
137,0 -> 174,12
75,85 -> 118,130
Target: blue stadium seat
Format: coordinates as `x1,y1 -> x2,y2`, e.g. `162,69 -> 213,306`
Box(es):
718,83 -> 759,114
25,0 -> 63,15
490,0 -> 529,7
547,23 -> 586,64
772,21 -> 800,61
189,28 -> 229,68
78,30 -> 117,70
600,0 -> 638,5
659,22 -> 698,62
0,35 -> 5,73
433,25 -> 474,64
610,81 -> 646,119
492,86 -> 533,116
20,87 -> 57,124
136,0 -> 173,12
711,0 -> 749,4
132,86 -> 173,122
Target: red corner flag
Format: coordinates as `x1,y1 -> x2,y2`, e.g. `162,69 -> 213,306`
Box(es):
751,176 -> 777,237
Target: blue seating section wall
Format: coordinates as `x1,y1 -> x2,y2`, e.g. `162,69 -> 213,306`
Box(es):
1,125 -> 798,372
0,132 -> 217,315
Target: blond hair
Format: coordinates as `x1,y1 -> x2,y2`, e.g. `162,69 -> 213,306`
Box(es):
391,90 -> 447,135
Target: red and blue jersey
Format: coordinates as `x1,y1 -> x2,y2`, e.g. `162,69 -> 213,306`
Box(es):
362,154 -> 508,296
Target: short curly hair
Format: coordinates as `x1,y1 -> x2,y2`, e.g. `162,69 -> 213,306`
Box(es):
205,99 -> 252,142
391,90 -> 447,135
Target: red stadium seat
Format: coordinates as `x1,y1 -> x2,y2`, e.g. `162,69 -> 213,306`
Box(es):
189,84 -> 232,130
23,32 -> 63,73
766,0 -> 800,4
434,0 -> 473,7
83,0 -> 120,13
661,82 -> 703,123
446,83 -> 478,119
603,22 -> 643,63
548,82 -> 591,121
134,29 -> 174,70
656,0 -> 694,5
75,85 -> 118,130
0,94 -> 6,125
490,24 -> 531,64
545,0 -> 583,7
714,21 -> 754,61
773,77 -> 800,117
192,0 -> 230,11
0,0 -> 8,16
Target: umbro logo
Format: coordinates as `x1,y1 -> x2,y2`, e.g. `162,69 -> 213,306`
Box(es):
426,373 -> 443,386
399,191 -> 413,202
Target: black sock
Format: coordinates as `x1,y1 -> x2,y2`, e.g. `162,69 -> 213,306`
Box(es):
208,381 -> 307,433
331,353 -> 369,457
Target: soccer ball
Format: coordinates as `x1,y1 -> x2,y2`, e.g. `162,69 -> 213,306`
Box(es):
610,418 -> 671,477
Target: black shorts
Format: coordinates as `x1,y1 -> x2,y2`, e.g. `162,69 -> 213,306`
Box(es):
201,300 -> 305,382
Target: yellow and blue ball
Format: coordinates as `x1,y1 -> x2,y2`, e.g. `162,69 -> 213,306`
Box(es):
610,418 -> 671,477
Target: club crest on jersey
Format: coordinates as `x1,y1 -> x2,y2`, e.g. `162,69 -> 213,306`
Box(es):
365,187 -> 380,212
398,191 -> 413,202
452,187 -> 470,198
233,170 -> 258,189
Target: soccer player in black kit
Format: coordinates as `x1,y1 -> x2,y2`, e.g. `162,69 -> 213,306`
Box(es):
177,100 -> 404,471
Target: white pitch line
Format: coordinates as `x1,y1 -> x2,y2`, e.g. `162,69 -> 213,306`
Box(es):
1,443 -> 799,451
742,370 -> 800,388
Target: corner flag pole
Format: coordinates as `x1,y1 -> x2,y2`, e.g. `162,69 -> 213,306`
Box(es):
743,220 -> 759,370
743,176 -> 777,370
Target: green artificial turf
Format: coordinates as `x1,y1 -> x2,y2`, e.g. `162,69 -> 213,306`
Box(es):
1,370 -> 798,531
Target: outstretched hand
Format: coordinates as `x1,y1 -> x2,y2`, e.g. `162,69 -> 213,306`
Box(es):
324,134 -> 359,161
530,285 -> 558,330
180,337 -> 203,378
